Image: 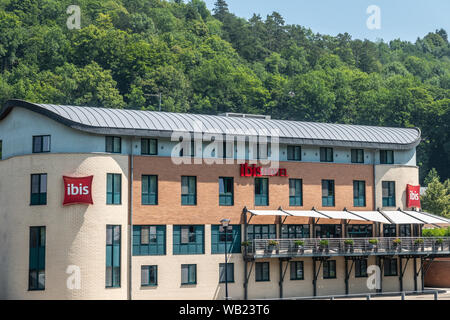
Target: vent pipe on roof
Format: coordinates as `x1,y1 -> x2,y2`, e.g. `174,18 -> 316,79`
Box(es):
218,112 -> 271,120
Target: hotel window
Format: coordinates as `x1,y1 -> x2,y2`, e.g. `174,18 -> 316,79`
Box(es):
142,175 -> 158,205
351,149 -> 364,163
322,180 -> 335,207
323,260 -> 336,279
257,143 -> 269,160
0,140 -> 2,159
105,136 -> 121,153
141,138 -> 158,155
355,259 -> 368,277
380,150 -> 394,164
290,261 -> 304,280
107,174 -> 121,205
287,146 -> 301,161
382,181 -> 395,207
141,265 -> 157,286
247,225 -> 276,240
347,225 -> 372,238
211,225 -> 241,254
384,258 -> 398,276
289,179 -> 303,206
173,225 -> 204,255
399,224 -> 411,237
31,174 -> 47,205
353,180 -> 366,207
181,176 -> 196,205
255,262 -> 270,281
320,147 -> 333,162
181,264 -> 197,285
219,177 -> 234,206
383,225 -> 396,237
281,225 -> 310,239
133,225 -> 166,255
255,178 -> 268,206
180,140 -> 195,157
106,225 -> 121,288
32,135 -> 50,153
29,226 -> 45,291
222,140 -> 234,159
219,263 -> 234,283
315,225 -> 342,238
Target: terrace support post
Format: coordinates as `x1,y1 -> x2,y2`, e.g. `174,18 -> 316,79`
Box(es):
345,258 -> 349,295
312,258 -> 317,297
279,259 -> 283,299
420,257 -> 424,291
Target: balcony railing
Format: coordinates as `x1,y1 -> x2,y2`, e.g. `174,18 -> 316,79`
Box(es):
244,237 -> 450,259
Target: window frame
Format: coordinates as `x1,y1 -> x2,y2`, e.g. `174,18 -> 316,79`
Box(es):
323,260 -> 337,279
281,224 -> 310,239
320,147 -> 333,162
181,176 -> 197,206
287,145 -> 302,161
181,264 -> 197,285
142,175 -> 158,205
384,258 -> 398,276
290,261 -> 304,280
321,179 -> 335,207
219,177 -> 234,206
255,262 -> 270,282
106,225 -> 121,288
380,150 -> 394,164
107,173 -> 122,205
105,136 -> 121,153
30,173 -> 47,206
254,177 -> 269,206
353,180 -> 366,207
382,181 -> 396,207
351,149 -> 364,164
219,263 -> 235,283
247,224 -> 277,240
289,178 -> 303,206
355,259 -> 368,278
141,138 -> 158,156
28,226 -> 46,291
32,135 -> 51,153
141,265 -> 158,287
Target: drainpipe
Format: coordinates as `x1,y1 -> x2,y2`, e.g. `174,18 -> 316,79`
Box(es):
128,138 -> 134,300
243,207 -> 248,300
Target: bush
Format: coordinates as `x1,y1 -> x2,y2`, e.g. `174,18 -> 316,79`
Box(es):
422,227 -> 450,237
319,240 -> 329,246
393,238 -> 402,244
414,238 -> 424,244
344,239 -> 354,245
369,239 -> 379,244
294,240 -> 305,246
268,240 -> 278,246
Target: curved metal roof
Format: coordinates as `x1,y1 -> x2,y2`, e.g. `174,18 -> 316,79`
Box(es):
0,99 -> 421,150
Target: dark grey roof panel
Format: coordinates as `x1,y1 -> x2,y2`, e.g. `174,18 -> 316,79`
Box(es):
0,100 -> 421,150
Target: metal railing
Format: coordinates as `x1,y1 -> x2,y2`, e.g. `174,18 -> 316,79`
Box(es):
244,237 -> 450,258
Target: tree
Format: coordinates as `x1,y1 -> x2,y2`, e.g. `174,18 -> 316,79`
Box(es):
422,169 -> 450,218
212,0 -> 229,22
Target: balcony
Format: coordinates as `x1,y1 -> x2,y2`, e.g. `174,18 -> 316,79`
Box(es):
244,237 -> 450,259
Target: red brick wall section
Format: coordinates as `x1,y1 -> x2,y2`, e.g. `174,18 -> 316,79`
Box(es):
424,258 -> 450,288
133,157 -> 375,226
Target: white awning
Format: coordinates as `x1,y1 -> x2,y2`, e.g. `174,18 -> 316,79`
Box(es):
283,210 -> 329,219
381,210 -> 424,224
317,210 -> 370,221
402,210 -> 450,225
348,210 -> 392,224
247,209 -> 289,216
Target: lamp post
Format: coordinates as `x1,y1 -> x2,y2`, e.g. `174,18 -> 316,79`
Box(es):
220,218 -> 231,300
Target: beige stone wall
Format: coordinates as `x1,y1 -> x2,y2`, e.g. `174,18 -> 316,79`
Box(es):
0,153 -> 129,299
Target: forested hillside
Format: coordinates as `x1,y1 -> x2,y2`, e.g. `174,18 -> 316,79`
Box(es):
0,0 -> 449,182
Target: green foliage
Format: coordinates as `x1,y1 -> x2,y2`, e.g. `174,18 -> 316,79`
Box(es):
319,240 -> 329,246
422,169 -> 450,217
0,0 -> 449,182
422,227 -> 450,237
368,239 -> 379,244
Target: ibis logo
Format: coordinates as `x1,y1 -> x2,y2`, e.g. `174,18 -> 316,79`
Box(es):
63,176 -> 94,205
406,184 -> 421,208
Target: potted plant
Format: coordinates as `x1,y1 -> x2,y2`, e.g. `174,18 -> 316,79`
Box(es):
319,239 -> 329,253
267,240 -> 278,253
414,238 -> 424,251
393,238 -> 402,251
294,240 -> 305,254
435,238 -> 443,251
344,239 -> 354,253
368,239 -> 378,252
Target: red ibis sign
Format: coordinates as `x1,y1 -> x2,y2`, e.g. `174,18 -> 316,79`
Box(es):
406,184 -> 421,208
63,176 -> 94,205
240,163 -> 288,177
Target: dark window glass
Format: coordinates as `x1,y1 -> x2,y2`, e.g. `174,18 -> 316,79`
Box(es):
211,225 -> 241,254
32,135 -> 50,153
355,259 -> 368,277
181,176 -> 196,205
247,224 -> 276,240
106,225 -> 121,288
281,225 -> 310,239
289,179 -> 303,206
383,225 -> 397,237
382,181 -> 395,207
347,225 -> 373,238
290,261 -> 304,280
142,175 -> 158,205
255,262 -> 270,281
133,225 -> 166,256
314,225 -> 342,238
287,146 -> 302,161
351,149 -> 364,163
105,136 -> 121,153
384,258 -> 398,276
219,177 -> 233,206
181,264 -> 196,284
399,224 -> 411,237
29,226 -> 46,290
107,174 -> 122,205
180,140 -> 195,157
323,260 -> 336,279
141,265 -> 158,286
173,225 -> 204,255
255,178 -> 269,206
141,139 -> 158,155
322,180 -> 335,207
320,147 -> 333,162
31,174 -> 47,205
353,181 -> 366,207
380,150 -> 394,164
219,263 -> 234,283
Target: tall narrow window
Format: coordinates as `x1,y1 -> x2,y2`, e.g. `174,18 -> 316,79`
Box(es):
399,224 -> 411,237
255,178 -> 268,206
323,260 -> 336,279
255,262 -> 270,281
141,138 -> 158,155
322,180 -> 335,207
384,258 -> 398,276
351,149 -> 364,163
219,177 -> 233,206
382,181 -> 395,207
211,225 -> 241,254
29,226 -> 45,290
320,147 -> 333,162
32,135 -> 50,153
142,175 -> 158,205
105,136 -> 121,153
180,140 -> 195,157
355,259 -> 368,277
107,174 -> 122,205
380,150 -> 394,164
289,179 -> 303,206
353,180 -> 366,207
141,265 -> 157,286
106,225 -> 121,288
290,261 -> 304,280
181,176 -> 197,205
181,264 -> 197,285
31,174 -> 47,205
219,263 -> 234,283
287,146 -> 301,161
